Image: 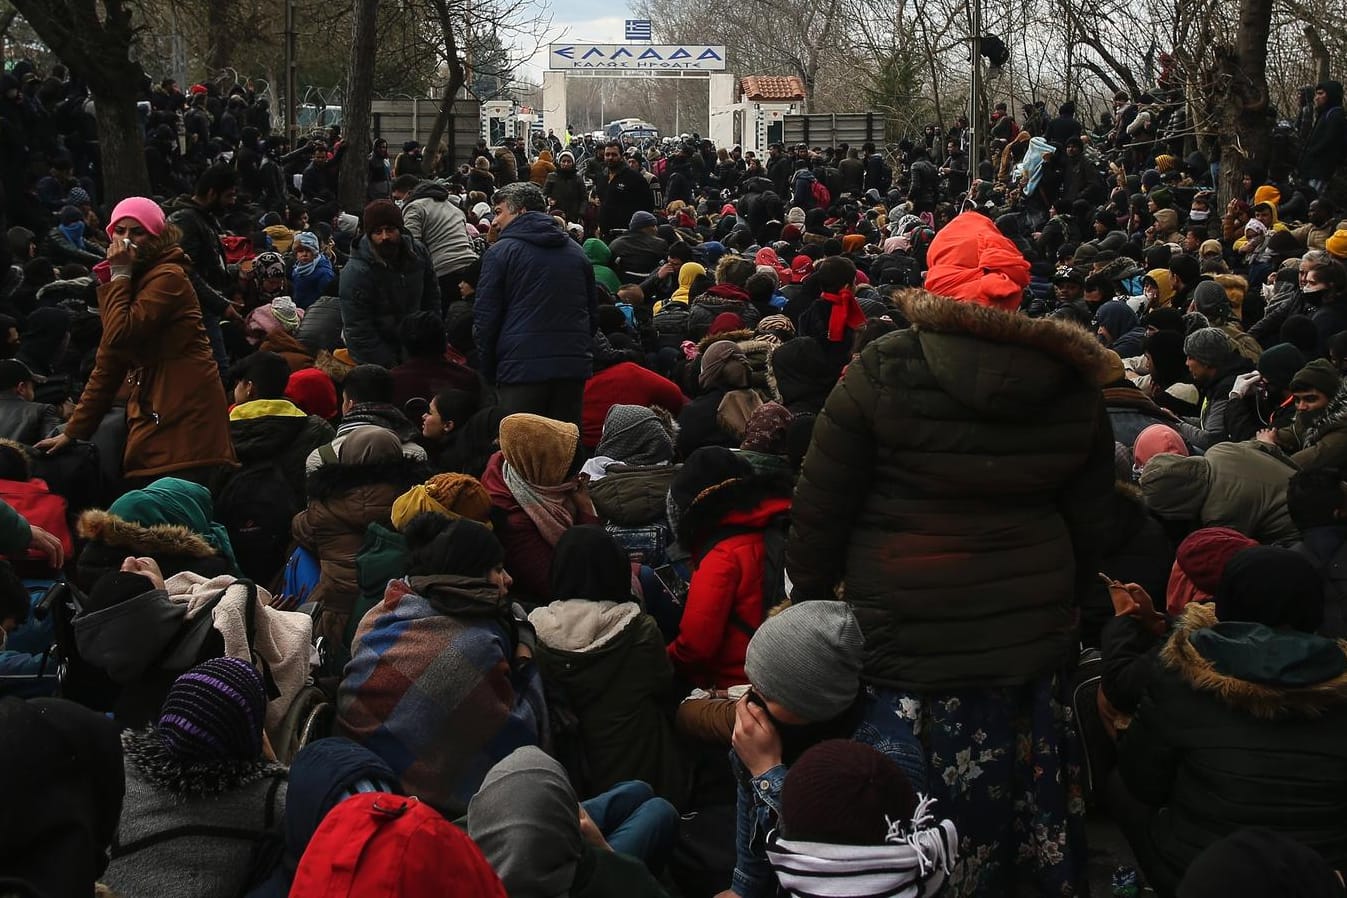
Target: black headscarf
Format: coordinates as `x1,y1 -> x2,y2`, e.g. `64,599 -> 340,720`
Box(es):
550,525 -> 632,604
1215,546 -> 1324,632
405,515 -> 505,578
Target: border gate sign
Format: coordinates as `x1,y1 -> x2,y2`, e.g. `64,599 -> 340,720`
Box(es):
548,44 -> 727,71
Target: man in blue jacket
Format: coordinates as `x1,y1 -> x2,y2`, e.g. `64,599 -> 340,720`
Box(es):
474,182 -> 597,426
339,199 -> 441,368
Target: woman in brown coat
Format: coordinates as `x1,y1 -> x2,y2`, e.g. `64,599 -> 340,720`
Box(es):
292,426 -> 423,649
37,197 -> 235,485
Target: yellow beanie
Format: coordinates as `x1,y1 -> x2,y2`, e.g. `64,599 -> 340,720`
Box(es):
391,473 -> 493,531
1252,185 -> 1281,207
1327,229 -> 1347,261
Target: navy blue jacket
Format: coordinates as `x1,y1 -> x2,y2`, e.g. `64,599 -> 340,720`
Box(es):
474,211 -> 598,385
338,234 -> 440,368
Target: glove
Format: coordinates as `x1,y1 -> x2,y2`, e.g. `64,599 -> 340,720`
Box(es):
1230,370 -> 1262,400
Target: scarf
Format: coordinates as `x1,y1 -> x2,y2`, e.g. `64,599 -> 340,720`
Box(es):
293,257 -> 319,278
58,221 -> 86,250
820,287 -> 866,341
503,460 -> 576,547
766,796 -> 958,898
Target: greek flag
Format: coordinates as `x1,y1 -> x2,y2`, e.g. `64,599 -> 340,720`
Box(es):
625,19 -> 652,40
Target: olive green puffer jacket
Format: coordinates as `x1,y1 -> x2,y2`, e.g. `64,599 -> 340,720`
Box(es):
786,290 -> 1117,691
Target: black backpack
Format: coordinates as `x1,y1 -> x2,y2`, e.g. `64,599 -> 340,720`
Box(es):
215,463 -> 300,587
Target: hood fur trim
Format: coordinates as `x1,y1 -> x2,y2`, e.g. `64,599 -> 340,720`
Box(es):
123,727 -> 285,794
894,289 -> 1119,386
77,509 -> 219,558
1161,602 -> 1347,718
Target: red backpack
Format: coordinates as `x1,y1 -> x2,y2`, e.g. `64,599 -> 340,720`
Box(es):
290,794 -> 507,898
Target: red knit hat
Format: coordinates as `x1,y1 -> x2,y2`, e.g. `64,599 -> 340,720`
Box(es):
922,211 -> 1031,310
285,367 -> 339,421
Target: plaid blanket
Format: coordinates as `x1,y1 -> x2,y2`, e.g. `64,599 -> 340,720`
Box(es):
336,575 -> 547,816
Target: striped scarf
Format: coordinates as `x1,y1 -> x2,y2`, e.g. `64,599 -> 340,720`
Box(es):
503,460 -> 577,547
766,796 -> 958,898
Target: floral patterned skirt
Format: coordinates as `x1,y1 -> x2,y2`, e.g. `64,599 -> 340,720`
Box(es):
876,675 -> 1087,897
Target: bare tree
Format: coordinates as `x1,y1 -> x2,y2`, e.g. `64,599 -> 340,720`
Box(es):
9,0 -> 149,199
339,0 -> 379,210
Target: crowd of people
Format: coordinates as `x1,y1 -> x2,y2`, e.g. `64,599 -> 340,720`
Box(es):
6,56 -> 1347,898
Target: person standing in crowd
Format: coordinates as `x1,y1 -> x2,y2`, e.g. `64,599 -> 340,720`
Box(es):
596,141 -> 655,236
473,183 -> 597,426
393,173 -> 478,310
338,199 -> 440,368
786,212 -> 1115,895
37,197 -> 236,486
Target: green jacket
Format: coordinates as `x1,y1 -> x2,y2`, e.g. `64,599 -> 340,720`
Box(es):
531,600 -> 685,805
0,498 -> 32,555
1140,440 -> 1299,542
583,238 -> 623,295
786,291 -> 1117,691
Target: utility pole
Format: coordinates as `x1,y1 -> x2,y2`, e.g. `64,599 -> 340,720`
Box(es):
284,0 -> 298,141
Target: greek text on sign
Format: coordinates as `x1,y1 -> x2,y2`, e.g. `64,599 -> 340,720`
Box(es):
548,44 -> 728,71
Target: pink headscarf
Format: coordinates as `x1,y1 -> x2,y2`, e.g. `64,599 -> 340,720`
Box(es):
105,197 -> 167,239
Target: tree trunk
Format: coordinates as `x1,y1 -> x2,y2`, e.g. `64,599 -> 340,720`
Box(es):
95,87 -> 153,199
205,1 -> 233,75
423,0 -> 466,174
8,0 -> 150,200
1215,0 -> 1273,204
339,0 -> 380,212
1304,25 -> 1330,85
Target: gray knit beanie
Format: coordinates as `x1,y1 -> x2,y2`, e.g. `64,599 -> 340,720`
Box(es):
1183,327 -> 1235,367
745,601 -> 864,722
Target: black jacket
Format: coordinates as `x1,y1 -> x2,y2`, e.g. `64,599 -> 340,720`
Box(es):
338,234 -> 440,368
0,392 -> 62,445
1119,602 -> 1347,880
596,166 -> 655,235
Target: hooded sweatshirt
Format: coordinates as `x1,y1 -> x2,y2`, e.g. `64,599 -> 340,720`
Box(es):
583,238 -> 622,294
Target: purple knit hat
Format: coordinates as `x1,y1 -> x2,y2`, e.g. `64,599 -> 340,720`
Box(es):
157,657 -> 266,761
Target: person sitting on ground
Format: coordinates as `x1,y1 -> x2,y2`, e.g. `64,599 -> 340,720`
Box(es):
480,413 -> 599,602
529,526 -> 685,803
1258,359 -> 1347,470
468,746 -> 676,898
293,426 -> 422,649
581,339 -> 687,450
765,740 -> 958,898
245,737 -> 403,898
102,657 -> 288,898
1225,342 -> 1306,441
305,364 -> 428,472
1140,438 -> 1300,543
0,359 -> 62,446
1286,468 -> 1347,639
1112,547 -> 1347,897
337,514 -> 545,817
665,448 -> 792,690
0,439 -> 73,569
225,350 -> 335,502
289,231 -> 335,310
0,694 -> 124,898
389,311 -> 481,410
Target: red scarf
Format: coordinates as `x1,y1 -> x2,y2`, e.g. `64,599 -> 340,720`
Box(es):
820,288 -> 866,341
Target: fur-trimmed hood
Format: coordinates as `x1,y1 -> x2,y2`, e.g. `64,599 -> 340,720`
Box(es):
895,289 -> 1119,388
304,456 -> 424,502
678,472 -> 793,555
1162,602 -> 1347,718
78,508 -> 219,558
529,599 -> 642,653
1303,378 -> 1347,448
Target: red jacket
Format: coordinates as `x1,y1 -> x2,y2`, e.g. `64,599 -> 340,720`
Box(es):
668,477 -> 792,689
0,478 -> 73,561
480,452 -> 599,602
581,362 -> 688,449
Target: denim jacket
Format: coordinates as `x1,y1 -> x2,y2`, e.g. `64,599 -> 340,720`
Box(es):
730,686 -> 929,897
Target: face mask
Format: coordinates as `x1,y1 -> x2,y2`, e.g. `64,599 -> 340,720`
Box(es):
1303,284 -> 1327,295
1189,210 -> 1208,221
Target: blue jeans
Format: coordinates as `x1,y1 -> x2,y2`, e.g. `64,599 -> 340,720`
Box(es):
581,780 -> 679,874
